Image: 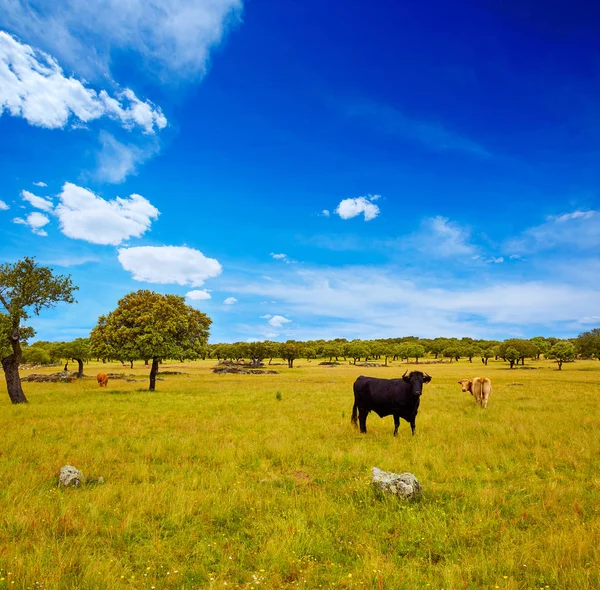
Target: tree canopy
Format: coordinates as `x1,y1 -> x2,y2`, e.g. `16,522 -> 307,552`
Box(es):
91,290 -> 211,390
0,257 -> 77,403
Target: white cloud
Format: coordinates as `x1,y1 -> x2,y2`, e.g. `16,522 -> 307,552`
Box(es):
409,216 -> 476,258
2,0 -> 243,82
260,314 -> 272,319
486,257 -> 504,264
118,246 -> 222,286
21,189 -> 53,212
506,210 -> 600,254
55,182 -> 159,245
13,211 -> 50,235
0,199 -> 9,210
321,209 -> 330,217
579,316 -> 600,325
224,265 -> 600,339
270,252 -> 297,264
0,32 -> 166,133
335,195 -> 380,221
186,289 -> 212,301
268,315 -> 291,328
95,131 -> 159,184
223,297 -> 238,305
33,181 -> 47,187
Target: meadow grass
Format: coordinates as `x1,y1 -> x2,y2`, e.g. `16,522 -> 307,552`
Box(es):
0,358 -> 599,589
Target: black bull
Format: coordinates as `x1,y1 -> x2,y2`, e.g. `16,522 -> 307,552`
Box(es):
351,371 -> 432,436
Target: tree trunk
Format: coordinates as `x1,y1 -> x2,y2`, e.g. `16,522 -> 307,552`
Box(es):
149,358 -> 159,391
130,360 -> 134,369
75,358 -> 84,378
469,357 -> 472,363
509,360 -> 515,369
144,359 -> 149,366
558,360 -> 563,370
63,361 -> 69,371
288,359 -> 294,368
1,328 -> 28,404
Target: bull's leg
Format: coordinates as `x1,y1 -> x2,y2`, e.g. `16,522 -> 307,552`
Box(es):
393,414 -> 400,436
410,420 -> 416,436
358,407 -> 368,433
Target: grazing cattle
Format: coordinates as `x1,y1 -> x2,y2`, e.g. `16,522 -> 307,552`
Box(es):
97,373 -> 109,387
351,370 -> 432,436
458,377 -> 492,408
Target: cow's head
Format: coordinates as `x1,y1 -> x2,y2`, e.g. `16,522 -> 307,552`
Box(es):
403,370 -> 432,396
458,379 -> 473,394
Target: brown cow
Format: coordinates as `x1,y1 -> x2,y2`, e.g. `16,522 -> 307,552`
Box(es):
97,373 -> 109,387
458,377 -> 492,408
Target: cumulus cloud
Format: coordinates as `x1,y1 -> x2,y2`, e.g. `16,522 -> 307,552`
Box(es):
506,210 -> 600,254
268,315 -> 291,328
33,181 -> 47,187
260,314 -> 272,319
13,211 -> 50,235
0,199 -> 9,210
321,209 -> 330,217
335,195 -> 380,221
0,32 -> 167,133
186,289 -> 211,301
55,182 -> 159,245
95,131 -> 159,183
2,0 -> 243,82
118,245 -> 222,286
21,189 -> 53,212
223,297 -> 238,305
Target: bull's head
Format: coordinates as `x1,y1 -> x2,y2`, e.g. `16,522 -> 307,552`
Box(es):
458,379 -> 472,394
403,370 -> 432,396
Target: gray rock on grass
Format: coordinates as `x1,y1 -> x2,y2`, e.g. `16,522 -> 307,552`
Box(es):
372,467 -> 422,499
59,465 -> 84,487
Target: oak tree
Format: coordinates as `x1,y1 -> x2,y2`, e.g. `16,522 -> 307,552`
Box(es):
91,290 -> 211,391
0,257 -> 77,403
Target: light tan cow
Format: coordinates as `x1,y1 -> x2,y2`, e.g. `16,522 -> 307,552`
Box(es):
458,377 -> 492,408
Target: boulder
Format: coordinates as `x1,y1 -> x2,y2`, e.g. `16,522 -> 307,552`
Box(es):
372,467 -> 422,500
59,465 -> 84,487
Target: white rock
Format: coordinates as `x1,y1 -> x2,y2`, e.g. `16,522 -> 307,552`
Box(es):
59,465 -> 84,487
372,467 -> 422,499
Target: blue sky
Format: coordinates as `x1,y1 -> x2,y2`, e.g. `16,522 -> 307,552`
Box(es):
1,0 -> 599,343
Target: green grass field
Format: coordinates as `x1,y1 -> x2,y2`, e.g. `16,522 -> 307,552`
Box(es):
1,359 -> 599,589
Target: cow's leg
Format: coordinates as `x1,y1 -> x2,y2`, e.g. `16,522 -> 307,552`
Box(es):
393,414 -> 400,436
410,420 -> 416,436
358,407 -> 368,433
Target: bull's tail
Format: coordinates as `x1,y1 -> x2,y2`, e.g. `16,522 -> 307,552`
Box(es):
351,402 -> 358,427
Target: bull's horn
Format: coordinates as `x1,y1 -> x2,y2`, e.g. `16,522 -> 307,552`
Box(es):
424,372 -> 431,379
403,370 -> 408,377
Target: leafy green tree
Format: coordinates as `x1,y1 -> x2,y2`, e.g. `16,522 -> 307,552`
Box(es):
91,290 -> 211,391
462,344 -> 481,363
480,344 -> 497,365
242,341 -> 269,368
498,339 -> 537,366
0,257 -> 77,404
547,341 -> 576,370
61,338 -> 91,378
21,343 -> 51,366
443,345 -> 462,363
530,336 -> 550,359
575,328 -> 600,359
347,342 -> 368,365
504,346 -> 520,369
406,343 -> 425,363
303,346 -> 316,361
280,340 -> 302,368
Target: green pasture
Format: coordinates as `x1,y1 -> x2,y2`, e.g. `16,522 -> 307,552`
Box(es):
0,359 -> 599,589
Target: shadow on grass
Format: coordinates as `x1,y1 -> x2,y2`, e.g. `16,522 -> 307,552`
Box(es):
104,390 -> 130,395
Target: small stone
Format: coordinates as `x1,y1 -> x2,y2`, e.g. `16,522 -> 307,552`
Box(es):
59,465 -> 84,487
372,467 -> 422,500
